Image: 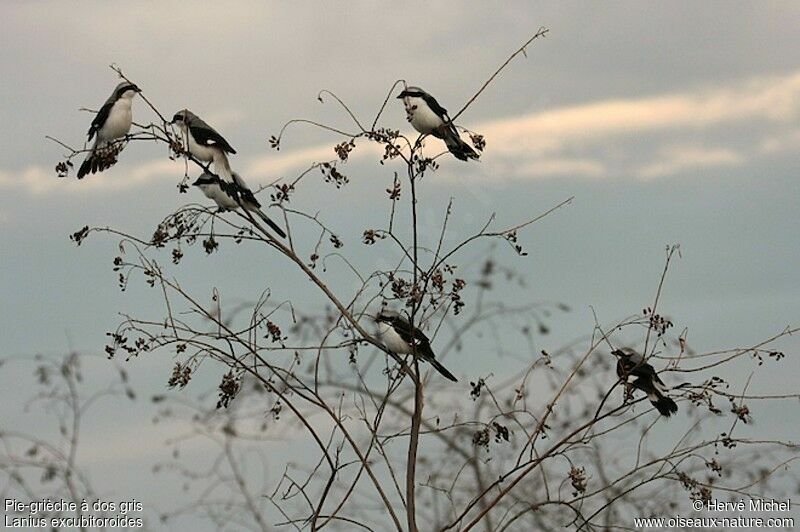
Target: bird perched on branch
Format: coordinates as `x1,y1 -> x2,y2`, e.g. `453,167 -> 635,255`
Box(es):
613,347 -> 678,417
171,110 -> 236,181
77,81 -> 141,178
192,172 -> 287,238
397,86 -> 479,161
375,311 -> 457,382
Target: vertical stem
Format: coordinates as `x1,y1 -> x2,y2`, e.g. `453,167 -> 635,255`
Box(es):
406,359 -> 422,532
405,155 -> 422,532
471,398 -> 494,532
63,359 -> 87,532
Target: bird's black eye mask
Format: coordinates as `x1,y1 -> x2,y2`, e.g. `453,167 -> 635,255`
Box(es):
376,313 -> 400,324
397,90 -> 424,99
192,176 -> 216,187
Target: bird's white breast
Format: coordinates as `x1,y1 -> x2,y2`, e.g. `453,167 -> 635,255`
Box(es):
176,123 -> 216,163
200,184 -> 239,210
184,130 -> 217,162
377,321 -> 412,354
404,96 -> 444,135
98,98 -> 133,142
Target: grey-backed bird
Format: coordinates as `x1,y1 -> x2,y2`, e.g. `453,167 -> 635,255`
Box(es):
397,86 -> 478,161
613,348 -> 678,417
171,110 -> 236,181
375,311 -> 457,382
77,81 -> 141,178
192,172 -> 287,238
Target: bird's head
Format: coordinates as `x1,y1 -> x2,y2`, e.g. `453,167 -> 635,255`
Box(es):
396,86 -> 425,100
170,109 -> 194,126
375,309 -> 400,324
612,347 -> 643,364
115,81 -> 141,100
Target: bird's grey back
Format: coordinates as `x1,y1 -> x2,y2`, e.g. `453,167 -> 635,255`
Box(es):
183,110 -> 215,132
405,86 -> 426,95
620,347 -> 644,364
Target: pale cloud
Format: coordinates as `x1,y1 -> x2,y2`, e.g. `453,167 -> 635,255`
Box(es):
0,159 -> 183,196
637,146 -> 744,180
516,158 -> 607,179
245,143 -> 351,179
0,166 -> 55,195
470,70 -> 800,180
757,129 -> 800,155
481,71 -> 800,155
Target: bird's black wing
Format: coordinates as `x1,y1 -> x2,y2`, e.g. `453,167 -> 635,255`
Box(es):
389,316 -> 433,353
237,187 -> 260,207
617,357 -> 660,381
630,361 -> 660,381
87,101 -> 115,141
651,372 -> 667,388
232,174 -> 260,208
388,315 -> 456,380
388,316 -> 419,345
189,124 -> 237,154
216,177 -> 241,203
421,92 -> 449,120
422,92 -> 464,143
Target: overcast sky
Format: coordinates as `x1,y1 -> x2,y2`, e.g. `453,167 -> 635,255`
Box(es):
1,2 -> 799,529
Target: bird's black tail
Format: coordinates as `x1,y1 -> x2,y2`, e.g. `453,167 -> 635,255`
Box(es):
634,377 -> 678,417
77,145 -> 100,179
443,127 -> 479,162
255,209 -> 287,239
427,357 -> 458,382
77,155 -> 93,179
653,395 -> 678,417
77,142 -> 119,179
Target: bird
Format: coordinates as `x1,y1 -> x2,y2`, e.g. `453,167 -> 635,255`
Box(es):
171,110 -> 236,181
77,81 -> 141,178
192,172 -> 287,238
375,310 -> 457,382
396,86 -> 479,161
612,347 -> 678,417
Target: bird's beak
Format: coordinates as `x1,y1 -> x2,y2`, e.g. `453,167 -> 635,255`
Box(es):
132,85 -> 142,93
191,178 -> 202,187
396,91 -> 408,99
